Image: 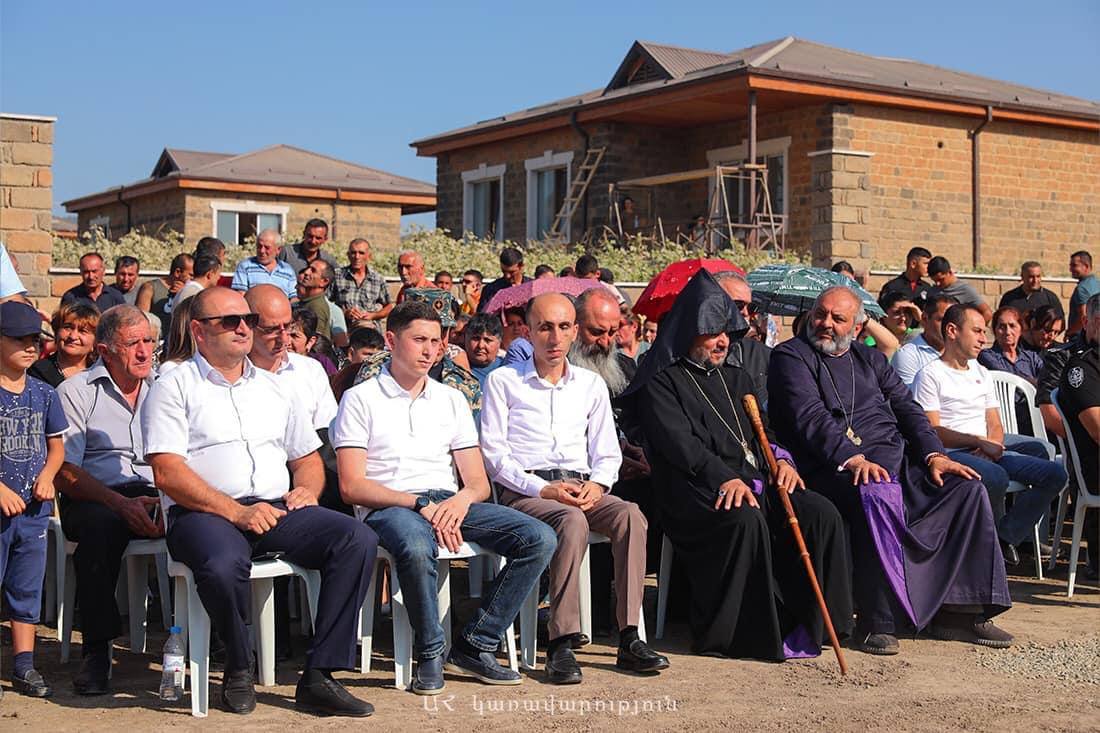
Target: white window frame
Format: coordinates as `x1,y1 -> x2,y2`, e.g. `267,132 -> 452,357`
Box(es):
524,149 -> 574,241
461,163 -> 506,241
209,200 -> 289,244
706,135 -> 791,222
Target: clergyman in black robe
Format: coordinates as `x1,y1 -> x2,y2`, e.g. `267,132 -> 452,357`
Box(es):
768,286 -> 1013,655
623,270 -> 853,660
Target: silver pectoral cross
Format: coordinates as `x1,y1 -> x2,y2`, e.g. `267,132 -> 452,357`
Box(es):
846,427 -> 863,446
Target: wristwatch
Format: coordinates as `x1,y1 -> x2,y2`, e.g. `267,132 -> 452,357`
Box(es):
413,496 -> 430,514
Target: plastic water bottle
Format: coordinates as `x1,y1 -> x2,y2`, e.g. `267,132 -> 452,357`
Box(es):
159,626 -> 185,701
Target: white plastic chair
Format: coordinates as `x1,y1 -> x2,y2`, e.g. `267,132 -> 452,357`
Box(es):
358,542 -> 518,690
989,370 -> 1068,579
518,531 -> 646,670
655,534 -> 674,640
1051,389 -> 1100,597
168,555 -> 320,718
48,517 -> 172,663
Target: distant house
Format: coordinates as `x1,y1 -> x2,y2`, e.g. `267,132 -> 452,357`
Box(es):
63,144 -> 435,252
412,37 -> 1099,271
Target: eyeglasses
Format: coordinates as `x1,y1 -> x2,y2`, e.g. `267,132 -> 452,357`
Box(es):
195,313 -> 260,330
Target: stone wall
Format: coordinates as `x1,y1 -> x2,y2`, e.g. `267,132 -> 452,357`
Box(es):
847,104 -> 1099,273
0,113 -> 55,304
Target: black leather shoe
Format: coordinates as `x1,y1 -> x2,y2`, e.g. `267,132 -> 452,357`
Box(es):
545,644 -> 582,685
295,671 -> 374,717
412,655 -> 445,695
445,642 -> 521,686
220,669 -> 256,715
616,639 -> 670,673
73,653 -> 111,696
13,668 -> 52,698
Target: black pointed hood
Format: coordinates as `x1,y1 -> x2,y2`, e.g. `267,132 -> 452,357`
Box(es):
622,269 -> 748,397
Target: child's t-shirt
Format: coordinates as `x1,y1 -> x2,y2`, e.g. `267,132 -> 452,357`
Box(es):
0,376 -> 68,501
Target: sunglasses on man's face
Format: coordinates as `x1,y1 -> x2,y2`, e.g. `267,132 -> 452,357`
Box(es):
195,313 -> 260,331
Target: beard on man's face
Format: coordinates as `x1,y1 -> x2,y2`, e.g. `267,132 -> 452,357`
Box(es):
568,339 -> 628,395
806,318 -> 856,356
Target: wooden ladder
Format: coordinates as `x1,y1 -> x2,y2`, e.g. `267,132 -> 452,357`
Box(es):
548,147 -> 605,239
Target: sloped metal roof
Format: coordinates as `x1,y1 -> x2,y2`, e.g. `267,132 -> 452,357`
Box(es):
414,36 -> 1100,149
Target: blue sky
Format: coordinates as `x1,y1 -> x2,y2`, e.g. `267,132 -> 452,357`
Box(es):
2,0 -> 1097,229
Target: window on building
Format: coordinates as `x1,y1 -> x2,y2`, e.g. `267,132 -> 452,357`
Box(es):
210,203 -> 287,245
470,179 -> 501,239
525,150 -> 574,240
532,167 -> 567,239
88,214 -> 111,239
462,164 -> 506,241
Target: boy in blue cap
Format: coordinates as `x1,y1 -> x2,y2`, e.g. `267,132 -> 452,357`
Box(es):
0,300 -> 68,697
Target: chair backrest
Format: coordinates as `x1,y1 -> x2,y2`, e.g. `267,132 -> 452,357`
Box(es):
988,370 -> 1048,442
1050,388 -> 1098,500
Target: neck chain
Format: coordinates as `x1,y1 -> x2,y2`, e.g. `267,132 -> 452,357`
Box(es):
820,351 -> 862,446
681,365 -> 758,469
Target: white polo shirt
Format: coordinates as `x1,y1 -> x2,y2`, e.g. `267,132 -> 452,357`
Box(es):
270,352 -> 338,431
480,358 -> 622,497
142,351 -> 321,506
330,366 -> 478,518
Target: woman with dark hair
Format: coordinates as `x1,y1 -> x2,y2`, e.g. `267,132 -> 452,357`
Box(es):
1021,305 -> 1065,353
979,306 -> 1043,433
29,303 -> 99,387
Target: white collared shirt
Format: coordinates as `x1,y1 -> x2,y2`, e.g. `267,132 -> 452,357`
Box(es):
142,351 -> 321,505
480,358 -> 622,497
330,366 -> 478,518
269,352 -> 338,431
57,360 -> 155,487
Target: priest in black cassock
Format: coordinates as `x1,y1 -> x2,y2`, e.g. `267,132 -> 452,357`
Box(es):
768,286 -> 1013,656
623,270 -> 852,661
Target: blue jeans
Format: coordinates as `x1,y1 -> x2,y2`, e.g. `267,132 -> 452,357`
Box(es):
365,490 -> 557,660
949,435 -> 1067,546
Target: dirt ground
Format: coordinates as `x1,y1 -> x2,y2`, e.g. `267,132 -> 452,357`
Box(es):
2,566 -> 1098,733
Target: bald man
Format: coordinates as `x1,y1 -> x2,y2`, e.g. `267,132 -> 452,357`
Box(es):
245,285 -> 345,512
769,286 -> 1012,656
395,250 -> 433,304
480,294 -> 668,685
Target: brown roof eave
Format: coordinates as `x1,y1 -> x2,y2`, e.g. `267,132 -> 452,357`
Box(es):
747,67 -> 1100,129
411,67 -> 754,156
65,176 -> 436,213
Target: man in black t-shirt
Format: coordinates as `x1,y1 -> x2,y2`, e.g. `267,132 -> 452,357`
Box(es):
1057,292 -> 1099,578
998,261 -> 1064,322
878,246 -> 934,308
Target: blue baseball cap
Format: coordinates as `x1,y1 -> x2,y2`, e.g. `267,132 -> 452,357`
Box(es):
0,300 -> 43,338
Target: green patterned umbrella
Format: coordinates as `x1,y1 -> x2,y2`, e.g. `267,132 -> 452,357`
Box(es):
746,264 -> 885,318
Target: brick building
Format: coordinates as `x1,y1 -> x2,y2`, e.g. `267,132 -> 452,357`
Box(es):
412,37 -> 1099,273
63,144 -> 435,254
1,113 -> 56,301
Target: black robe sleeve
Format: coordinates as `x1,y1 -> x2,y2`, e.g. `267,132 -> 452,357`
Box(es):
639,369 -> 741,490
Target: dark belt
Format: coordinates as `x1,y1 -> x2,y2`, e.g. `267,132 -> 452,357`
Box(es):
531,469 -> 589,482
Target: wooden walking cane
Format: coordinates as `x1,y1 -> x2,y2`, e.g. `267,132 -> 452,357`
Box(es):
741,394 -> 849,676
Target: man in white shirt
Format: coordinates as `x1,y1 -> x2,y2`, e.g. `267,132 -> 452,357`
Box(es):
331,300 -> 556,695
892,292 -> 958,387
245,285 -> 344,512
142,287 -> 378,718
481,293 -> 669,685
912,303 -> 1066,567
